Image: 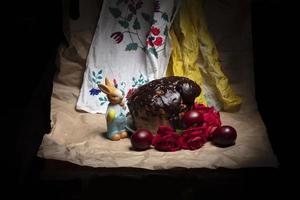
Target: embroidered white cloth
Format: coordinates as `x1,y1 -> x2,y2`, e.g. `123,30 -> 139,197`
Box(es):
76,0 -> 179,114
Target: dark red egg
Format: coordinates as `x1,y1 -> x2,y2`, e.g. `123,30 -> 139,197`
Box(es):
182,110 -> 204,128
211,126 -> 237,147
130,129 -> 153,151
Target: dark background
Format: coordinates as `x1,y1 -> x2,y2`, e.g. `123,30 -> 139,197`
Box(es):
8,0 -> 294,199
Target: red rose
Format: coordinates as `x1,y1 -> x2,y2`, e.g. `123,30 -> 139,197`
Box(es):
153,37 -> 163,46
179,127 -> 207,150
157,125 -> 174,136
152,132 -> 181,152
151,27 -> 160,35
204,110 -> 221,138
182,126 -> 207,136
193,103 -> 222,139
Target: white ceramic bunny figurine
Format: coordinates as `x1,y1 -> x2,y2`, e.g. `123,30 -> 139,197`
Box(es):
98,78 -> 128,141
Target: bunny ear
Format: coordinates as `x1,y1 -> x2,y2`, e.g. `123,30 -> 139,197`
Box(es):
105,77 -> 114,87
98,84 -> 111,95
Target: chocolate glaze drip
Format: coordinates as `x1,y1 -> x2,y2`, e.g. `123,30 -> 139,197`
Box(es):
127,76 -> 201,119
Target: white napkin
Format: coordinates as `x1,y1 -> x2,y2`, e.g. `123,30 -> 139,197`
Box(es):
76,0 -> 179,114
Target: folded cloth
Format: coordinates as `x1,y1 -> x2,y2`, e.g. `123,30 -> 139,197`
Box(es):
76,0 -> 180,114
166,0 -> 242,112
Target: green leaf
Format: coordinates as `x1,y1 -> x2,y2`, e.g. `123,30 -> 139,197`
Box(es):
132,77 -> 136,81
148,47 -> 158,59
133,18 -> 141,30
100,102 -> 106,106
109,7 -> 121,18
98,69 -> 103,74
126,43 -> 138,51
92,71 -> 96,77
118,20 -> 129,28
141,12 -> 155,25
175,129 -> 183,134
92,78 -> 96,82
162,12 -> 169,22
97,76 -> 102,79
99,97 -> 103,101
163,25 -> 168,36
127,13 -> 133,21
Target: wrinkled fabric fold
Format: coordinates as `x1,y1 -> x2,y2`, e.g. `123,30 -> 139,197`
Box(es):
167,0 -> 242,112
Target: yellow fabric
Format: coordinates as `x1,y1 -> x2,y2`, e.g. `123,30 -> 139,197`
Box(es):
167,0 -> 242,112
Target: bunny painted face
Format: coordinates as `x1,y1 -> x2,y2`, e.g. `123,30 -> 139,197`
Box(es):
99,78 -> 124,105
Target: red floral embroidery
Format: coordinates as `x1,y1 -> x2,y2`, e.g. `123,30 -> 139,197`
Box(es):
154,0 -> 160,12
110,32 -> 124,44
153,36 -> 163,46
151,27 -> 160,35
146,39 -> 154,47
113,79 -> 118,88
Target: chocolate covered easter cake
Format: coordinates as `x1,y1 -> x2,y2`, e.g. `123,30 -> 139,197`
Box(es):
127,76 -> 201,133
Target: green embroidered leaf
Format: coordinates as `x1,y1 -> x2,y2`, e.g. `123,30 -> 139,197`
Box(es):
109,7 -> 121,18
133,18 -> 141,30
127,13 -> 133,21
121,89 -> 125,96
92,71 -> 96,77
164,25 -> 168,36
132,77 -> 136,81
97,76 -> 102,79
126,43 -> 138,51
100,102 -> 106,106
99,97 -> 103,101
98,69 -> 103,74
141,12 -> 155,25
92,78 -> 96,83
140,74 -> 143,78
162,12 -> 169,22
148,47 -> 158,59
118,20 -> 129,28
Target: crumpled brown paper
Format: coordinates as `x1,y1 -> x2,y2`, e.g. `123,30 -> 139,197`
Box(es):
37,0 -> 278,169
